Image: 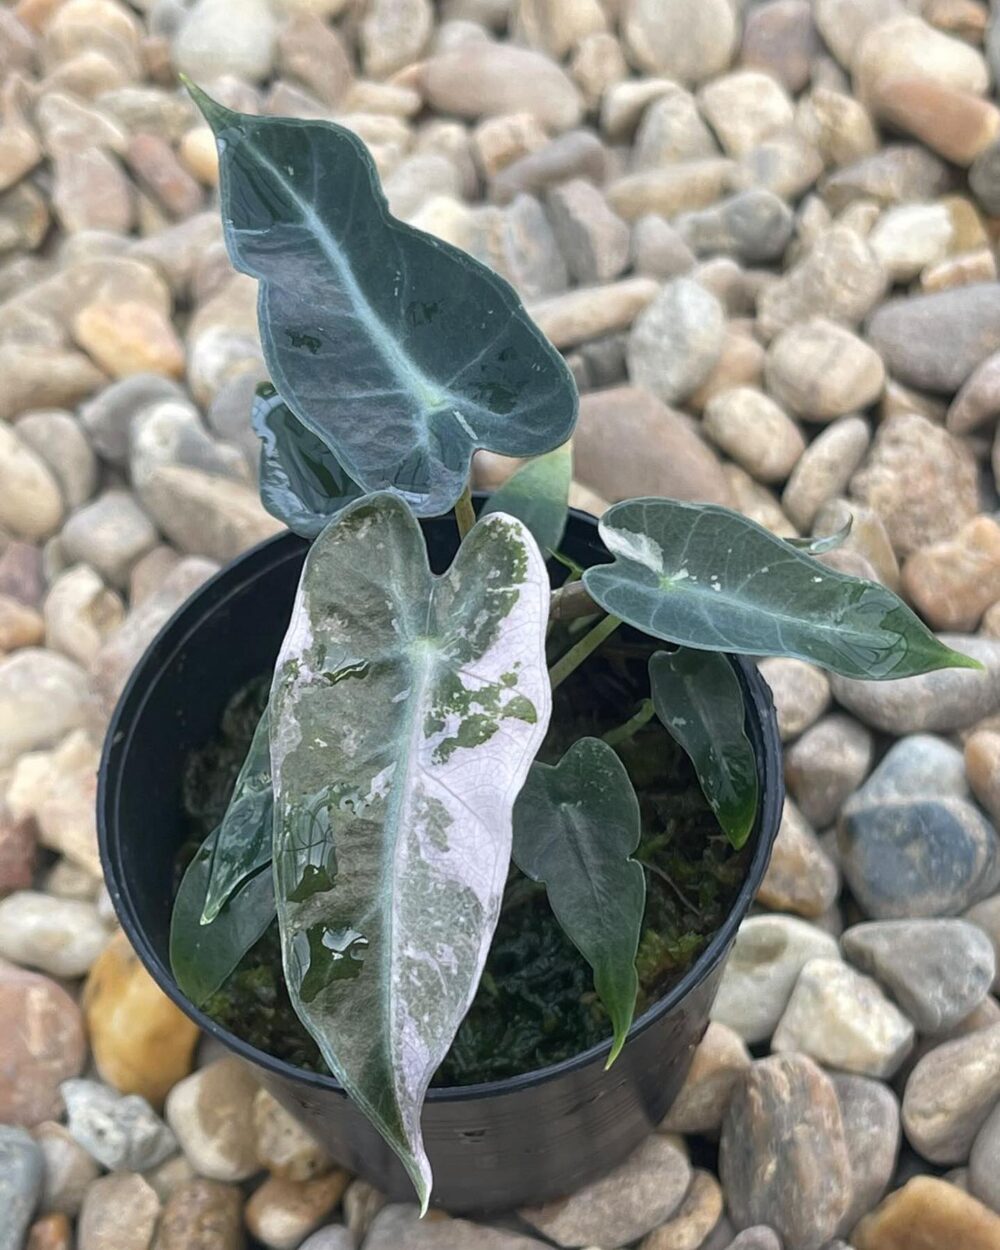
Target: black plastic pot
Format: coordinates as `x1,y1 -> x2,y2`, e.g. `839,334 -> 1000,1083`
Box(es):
99,508 -> 783,1214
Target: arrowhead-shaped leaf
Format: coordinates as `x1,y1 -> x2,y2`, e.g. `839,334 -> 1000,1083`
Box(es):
583,498 -> 979,680
482,443 -> 572,554
171,830 -> 276,1008
512,738 -> 645,1065
269,493 -> 551,1208
200,707 -> 274,924
189,83 -> 577,517
254,384 -> 363,539
648,649 -> 758,849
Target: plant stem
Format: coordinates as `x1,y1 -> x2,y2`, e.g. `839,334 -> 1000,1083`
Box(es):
454,485 -> 476,539
638,858 -> 701,915
603,698 -> 656,749
549,580 -> 600,621
549,612 -> 622,690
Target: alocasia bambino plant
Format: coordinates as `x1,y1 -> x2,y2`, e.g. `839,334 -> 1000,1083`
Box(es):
171,83 -> 978,1209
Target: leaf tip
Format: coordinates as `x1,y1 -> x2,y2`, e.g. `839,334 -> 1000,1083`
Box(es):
947,649 -> 985,672
605,1033 -> 627,1070
181,78 -> 234,133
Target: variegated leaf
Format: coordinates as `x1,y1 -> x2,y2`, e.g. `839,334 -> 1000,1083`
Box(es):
269,493 -> 551,1208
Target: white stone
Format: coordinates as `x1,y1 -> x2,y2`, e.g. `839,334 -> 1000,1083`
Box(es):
0,891 -> 108,979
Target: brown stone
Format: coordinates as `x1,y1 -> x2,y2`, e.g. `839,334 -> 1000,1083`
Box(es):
902,517 -> 1000,631
607,160 -> 741,221
0,807 -> 36,895
947,349 -> 1000,434
965,731 -> 1000,827
0,960 -> 85,1127
719,1054 -> 852,1250
52,147 -> 132,234
640,1169 -> 723,1250
528,278 -> 658,349
661,1021 -> 751,1136
72,299 -> 185,379
83,931 -> 199,1108
126,133 -> 203,219
26,1213 -> 71,1250
78,1172 -> 161,1250
870,76 -> 1000,166
849,413 -> 980,557
0,542 -> 44,608
574,386 -> 732,507
758,799 -> 839,919
0,594 -> 43,652
244,1171 -> 350,1250
853,1176 -> 1000,1250
902,1023 -> 1000,1164
152,1179 -> 244,1250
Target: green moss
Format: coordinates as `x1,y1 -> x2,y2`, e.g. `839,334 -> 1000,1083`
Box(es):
180,622 -> 749,1086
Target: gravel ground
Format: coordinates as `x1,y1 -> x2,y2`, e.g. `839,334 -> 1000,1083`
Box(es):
3,1 -> 1000,1248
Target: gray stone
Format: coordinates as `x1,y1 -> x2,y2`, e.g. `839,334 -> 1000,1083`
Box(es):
726,1231 -> 781,1250
174,0 -> 277,82
61,490 -> 159,588
299,1228 -> 354,1250
969,1098 -> 1000,1213
868,284 -> 1000,395
631,215 -> 697,279
545,179 -> 629,285
0,1125 -> 42,1250
62,1079 -> 177,1173
520,1134 -> 691,1246
833,635 -> 1000,731
782,416 -> 871,531
32,1121 -> 99,1218
366,1205 -> 549,1249
822,144 -> 951,213
720,1054 -> 852,1250
785,714 -> 874,828
491,131 -> 607,205
832,1074 -> 900,1236
675,189 -> 794,264
623,0 -> 737,85
965,894 -> 1000,994
627,278 -> 726,405
641,1169 -> 723,1250
902,1023 -> 1000,1164
0,649 -> 90,770
970,139 -> 1000,216
771,957 -> 915,1080
78,374 -> 186,465
130,398 -> 248,489
742,1 -> 819,95
15,411 -> 97,510
842,919 -> 996,1035
139,465 -> 282,563
711,914 -> 841,1045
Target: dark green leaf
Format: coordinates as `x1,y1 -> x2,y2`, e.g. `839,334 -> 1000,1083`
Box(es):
253,384 -> 362,539
648,649 -> 758,849
201,706 -> 274,924
270,492 -> 551,1208
482,443 -> 572,553
512,738 -> 645,1065
189,84 -> 577,517
582,498 -> 979,680
170,830 -> 276,1008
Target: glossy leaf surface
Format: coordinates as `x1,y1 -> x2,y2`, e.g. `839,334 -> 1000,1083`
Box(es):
512,738 -> 644,1065
200,707 -> 274,924
269,493 -> 551,1207
482,443 -> 572,554
648,649 -> 758,849
192,85 -> 577,517
583,499 -> 978,680
785,515 -> 852,556
253,384 -> 362,539
171,830 -> 276,1008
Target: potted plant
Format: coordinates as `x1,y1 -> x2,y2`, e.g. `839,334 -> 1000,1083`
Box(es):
98,86 -> 976,1216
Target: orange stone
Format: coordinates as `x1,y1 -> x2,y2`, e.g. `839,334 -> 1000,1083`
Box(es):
853,1176 -> 1000,1250
83,931 -> 198,1108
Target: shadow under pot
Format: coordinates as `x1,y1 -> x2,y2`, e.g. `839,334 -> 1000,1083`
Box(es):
98,507 -> 783,1215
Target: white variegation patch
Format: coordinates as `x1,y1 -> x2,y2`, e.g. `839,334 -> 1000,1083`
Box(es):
269,493 -> 550,1208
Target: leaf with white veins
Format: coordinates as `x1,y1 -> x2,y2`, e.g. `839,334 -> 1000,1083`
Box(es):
512,738 -> 644,1065
648,649 -> 758,849
269,493 -> 551,1208
189,83 -> 577,517
583,498 -> 979,680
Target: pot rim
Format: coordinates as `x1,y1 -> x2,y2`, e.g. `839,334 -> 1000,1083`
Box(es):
99,510 -> 782,1104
